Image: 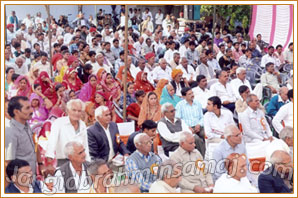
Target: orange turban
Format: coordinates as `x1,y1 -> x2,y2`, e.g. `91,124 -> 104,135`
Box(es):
171,69 -> 183,79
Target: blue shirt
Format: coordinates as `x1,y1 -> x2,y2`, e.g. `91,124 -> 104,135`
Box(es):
266,95 -> 287,117
175,99 -> 204,127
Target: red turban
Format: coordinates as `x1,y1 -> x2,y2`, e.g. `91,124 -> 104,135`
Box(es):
145,52 -> 155,60
7,24 -> 14,29
90,27 -> 97,33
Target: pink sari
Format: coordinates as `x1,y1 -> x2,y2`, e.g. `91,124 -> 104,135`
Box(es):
12,75 -> 31,98
100,73 -> 120,101
78,75 -> 97,102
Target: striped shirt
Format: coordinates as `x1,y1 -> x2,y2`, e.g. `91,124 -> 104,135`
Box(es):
175,99 -> 204,127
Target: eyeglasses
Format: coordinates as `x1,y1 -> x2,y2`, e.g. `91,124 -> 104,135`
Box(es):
143,140 -> 153,145
167,109 -> 176,113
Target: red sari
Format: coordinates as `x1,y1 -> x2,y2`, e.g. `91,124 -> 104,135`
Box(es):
127,102 -> 141,131
34,72 -> 52,94
134,71 -> 155,92
62,67 -> 83,91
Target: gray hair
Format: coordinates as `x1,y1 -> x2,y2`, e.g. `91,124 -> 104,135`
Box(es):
270,150 -> 291,165
179,132 -> 193,144
64,141 -> 84,159
279,86 -> 288,95
236,67 -> 246,75
279,126 -> 293,141
173,52 -> 180,57
159,58 -> 166,64
94,105 -> 109,120
133,133 -> 148,146
246,94 -> 257,103
161,102 -> 173,114
224,125 -> 238,139
157,159 -> 179,180
66,99 -> 85,112
86,159 -> 107,175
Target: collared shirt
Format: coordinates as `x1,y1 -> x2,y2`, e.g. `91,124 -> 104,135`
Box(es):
155,13 -> 164,24
54,163 -> 91,193
111,46 -> 123,59
210,82 -> 237,103
34,61 -> 51,76
239,107 -> 272,143
185,49 -> 199,65
212,139 -> 247,181
176,64 -> 195,81
164,49 -> 178,64
230,78 -> 252,100
207,58 -> 221,71
149,180 -> 177,193
126,150 -> 161,192
196,63 -> 215,81
238,55 -> 253,67
45,116 -> 90,161
272,101 -> 293,133
193,86 -> 211,109
175,99 -> 204,127
11,63 -> 28,75
152,66 -> 172,82
213,173 -> 258,193
5,119 -> 37,174
260,72 -> 280,91
204,109 -> 235,139
261,54 -> 277,68
157,117 -> 192,143
170,147 -> 213,192
283,49 -> 293,64
98,123 -> 115,161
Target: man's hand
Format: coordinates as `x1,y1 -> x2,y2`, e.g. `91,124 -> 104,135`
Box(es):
194,124 -> 201,133
189,127 -> 195,134
39,164 -> 56,177
193,185 -> 207,193
222,101 -> 230,105
268,136 -> 274,142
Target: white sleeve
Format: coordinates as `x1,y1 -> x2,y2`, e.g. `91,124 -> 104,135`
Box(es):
203,114 -> 221,139
157,122 -> 188,143
239,112 -> 264,140
45,120 -> 60,159
51,170 -> 66,193
272,106 -> 287,134
181,119 -> 192,132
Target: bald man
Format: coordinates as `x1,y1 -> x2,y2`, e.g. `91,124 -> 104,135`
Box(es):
266,87 -> 289,117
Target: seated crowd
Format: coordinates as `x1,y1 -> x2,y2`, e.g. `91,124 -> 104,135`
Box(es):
4,7 -> 293,194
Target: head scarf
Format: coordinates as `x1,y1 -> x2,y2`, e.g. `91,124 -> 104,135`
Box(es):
96,68 -> 106,82
171,68 -> 183,80
52,53 -> 63,71
34,71 -> 52,93
154,79 -> 169,100
116,65 -> 134,82
78,74 -> 97,102
29,93 -> 48,123
138,91 -> 162,126
160,85 -> 182,107
145,52 -> 155,61
55,65 -> 68,83
94,91 -> 114,111
134,71 -> 154,93
100,73 -> 120,101
67,55 -> 78,67
62,67 -> 83,91
14,75 -> 31,97
27,64 -> 39,84
85,101 -> 95,126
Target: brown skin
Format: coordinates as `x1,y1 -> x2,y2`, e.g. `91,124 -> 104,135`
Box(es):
206,100 -> 224,139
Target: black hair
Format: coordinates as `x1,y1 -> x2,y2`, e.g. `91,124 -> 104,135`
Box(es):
119,50 -> 125,56
53,43 -> 60,48
11,73 -> 20,82
84,64 -> 93,71
208,96 -> 222,109
142,120 -> 157,130
276,44 -> 282,49
55,83 -> 64,92
6,159 -> 30,180
239,85 -> 249,95
189,41 -> 196,46
287,89 -> 293,100
265,62 -> 274,69
40,52 -> 48,57
5,67 -> 14,74
8,96 -> 29,118
205,50 -> 212,56
268,46 -> 274,50
72,50 -> 79,55
33,43 -> 40,48
147,91 -> 157,99
24,48 -> 31,53
196,75 -> 206,83
181,87 -> 192,96
33,83 -> 41,90
135,90 -> 145,98
288,42 -> 293,48
113,39 -> 119,43
89,51 -> 96,57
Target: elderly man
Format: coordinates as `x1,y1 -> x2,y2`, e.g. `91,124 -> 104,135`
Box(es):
210,70 -> 237,112
196,53 -> 215,81
126,120 -> 157,153
212,125 -> 247,181
272,89 -> 293,134
260,62 -> 281,94
193,75 -> 212,109
176,57 -> 195,84
213,153 -> 258,193
54,141 -> 91,193
238,94 -> 273,143
149,159 -> 182,193
230,67 -> 252,99
87,106 -> 129,162
170,132 -> 214,193
125,133 -> 161,192
175,87 -> 206,156
87,159 -> 114,193
170,69 -> 187,97
266,87 -> 289,117
204,96 -> 235,142
12,57 -> 28,75
5,159 -> 42,193
169,52 -> 180,69
46,99 -> 90,166
93,52 -> 111,74
5,96 -> 48,181
152,58 -> 172,84
261,46 -> 278,68
258,150 -> 292,193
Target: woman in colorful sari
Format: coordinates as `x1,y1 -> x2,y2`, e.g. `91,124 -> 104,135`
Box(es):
160,84 -> 181,107
78,74 -> 97,102
62,67 -> 83,92
100,73 -> 121,102
127,90 -> 146,131
5,67 -> 15,92
83,101 -> 96,127
154,79 -> 169,100
10,75 -> 31,98
34,71 -> 53,94
29,93 -> 49,125
96,68 -> 107,83
67,55 -> 80,69
27,64 -> 39,85
119,82 -> 136,109
138,91 -> 162,126
134,71 -> 155,93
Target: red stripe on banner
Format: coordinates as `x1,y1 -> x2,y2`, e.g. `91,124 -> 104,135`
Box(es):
249,5 -> 258,41
283,5 -> 293,51
269,5 -> 277,46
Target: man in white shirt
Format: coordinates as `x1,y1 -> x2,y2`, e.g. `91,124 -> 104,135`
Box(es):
92,52 -> 111,74
261,46 -> 278,68
216,44 -> 225,62
176,57 -> 195,83
238,94 -> 273,143
34,12 -> 44,26
12,57 -> 28,75
272,89 -> 293,134
53,141 -> 91,193
164,41 -> 177,64
193,75 -> 211,109
238,49 -> 253,67
210,70 -> 237,112
133,36 -> 145,57
155,9 -> 164,25
204,96 -> 235,142
152,58 -> 172,84
142,8 -> 153,21
34,52 -> 51,76
196,53 -> 215,81
260,62 -> 281,94
283,42 -> 293,64
230,67 -> 252,99
46,99 -> 91,167
22,14 -> 34,28
206,50 -> 221,72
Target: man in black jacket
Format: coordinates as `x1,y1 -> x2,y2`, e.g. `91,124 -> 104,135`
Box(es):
87,106 -> 130,162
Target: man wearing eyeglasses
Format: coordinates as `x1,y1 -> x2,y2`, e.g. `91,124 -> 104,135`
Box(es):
125,133 -> 161,193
